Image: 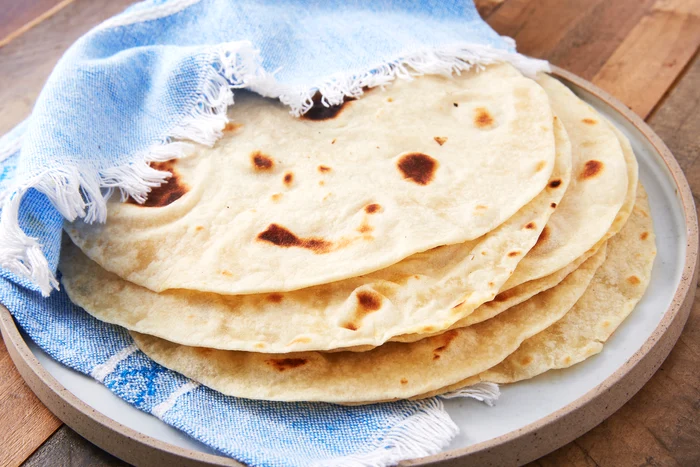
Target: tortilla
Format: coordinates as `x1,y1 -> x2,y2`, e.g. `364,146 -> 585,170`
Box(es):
479,184 -> 655,383
66,63 -> 556,296
502,74 -> 629,290
131,246 -> 605,404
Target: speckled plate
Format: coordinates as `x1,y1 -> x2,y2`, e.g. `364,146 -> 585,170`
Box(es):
1,67 -> 697,467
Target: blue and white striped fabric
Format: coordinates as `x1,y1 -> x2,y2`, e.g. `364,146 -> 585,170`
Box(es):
0,1 -> 542,465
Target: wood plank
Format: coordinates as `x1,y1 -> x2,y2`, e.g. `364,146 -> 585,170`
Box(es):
592,0 -> 700,118
22,425 -> 128,467
0,0 -> 74,48
532,52 -> 700,467
0,0 -> 135,135
0,337 -> 61,467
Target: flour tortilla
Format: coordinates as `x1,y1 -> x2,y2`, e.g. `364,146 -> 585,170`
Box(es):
391,94 -> 638,344
480,184 -> 655,383
422,184 -> 654,397
502,74 -> 629,290
66,63 -> 556,296
61,117 -> 569,353
131,247 -> 605,404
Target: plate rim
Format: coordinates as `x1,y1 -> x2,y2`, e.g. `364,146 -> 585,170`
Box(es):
0,66 -> 697,467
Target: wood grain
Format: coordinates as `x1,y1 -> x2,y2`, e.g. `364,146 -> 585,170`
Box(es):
530,52 -> 700,467
0,0 -> 74,47
0,338 -> 61,467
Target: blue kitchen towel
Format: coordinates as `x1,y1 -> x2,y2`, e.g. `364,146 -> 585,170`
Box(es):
0,0 -> 541,464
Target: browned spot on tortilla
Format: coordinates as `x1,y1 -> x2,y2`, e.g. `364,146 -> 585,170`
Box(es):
266,358 -> 307,371
627,275 -> 641,285
254,343 -> 266,349
548,179 -> 562,189
494,288 -> 515,302
603,320 -> 611,327
580,160 -> 604,180
267,293 -> 283,303
289,337 -> 311,345
474,107 -> 494,128
365,204 -> 382,214
453,103 -> 458,107
318,165 -> 331,173
508,251 -> 521,257
525,222 -> 536,230
128,160 -> 189,207
452,301 -> 465,309
331,138 -> 336,144
283,172 -> 294,185
342,322 -> 358,331
319,180 -> 325,186
534,226 -> 550,249
535,161 -> 547,172
357,290 -> 382,313
422,326 -> 436,332
387,97 -> 393,103
519,355 -> 533,366
397,153 -> 438,185
257,224 -> 332,253
582,118 -> 597,125
400,378 -> 408,384
551,202 -> 557,208
433,330 -> 458,355
221,270 -> 233,277
433,354 -> 441,360
301,92 -> 354,120
434,136 -> 448,146
481,251 -> 487,256
195,225 -> 205,231
271,193 -> 282,202
223,122 -> 242,132
488,282 -> 495,287
251,151 -> 274,171
564,356 -> 572,364
641,232 -> 649,240
196,347 -> 213,356
357,222 -> 373,234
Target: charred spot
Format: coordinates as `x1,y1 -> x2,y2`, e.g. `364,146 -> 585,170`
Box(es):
301,92 -> 354,121
342,322 -> 358,331
257,224 -> 332,253
580,160 -> 604,179
627,275 -> 641,285
453,103 -> 459,107
223,122 -> 243,132
267,293 -> 283,303
128,160 -> 189,207
251,151 -> 274,171
318,165 -> 332,173
357,222 -> 373,234
365,204 -> 382,214
357,290 -> 382,312
434,136 -> 448,146
397,153 -> 438,185
400,378 -> 408,384
474,107 -> 494,128
551,202 -> 557,208
641,232 -> 649,240
283,172 -> 294,185
433,354 -> 441,360
508,251 -> 521,257
582,118 -> 597,125
433,330 -> 458,354
548,179 -> 562,189
266,358 -> 307,372
525,222 -> 536,230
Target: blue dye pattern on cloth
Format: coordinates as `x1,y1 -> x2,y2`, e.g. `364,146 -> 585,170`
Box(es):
0,1 -> 542,464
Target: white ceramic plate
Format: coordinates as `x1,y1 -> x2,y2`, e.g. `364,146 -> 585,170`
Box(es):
2,68 -> 697,466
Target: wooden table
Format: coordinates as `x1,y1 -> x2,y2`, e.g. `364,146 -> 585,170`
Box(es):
1,1 -> 699,465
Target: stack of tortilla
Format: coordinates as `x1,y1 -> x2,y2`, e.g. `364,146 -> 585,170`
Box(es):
59,63 -> 656,405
